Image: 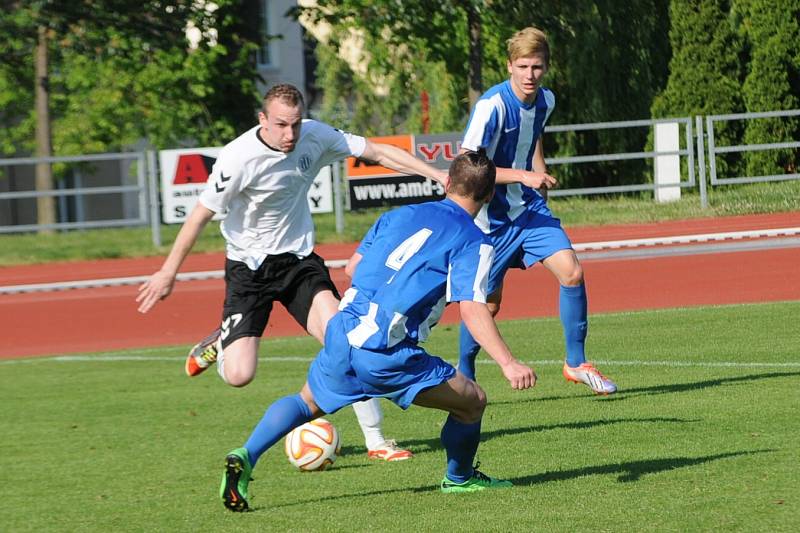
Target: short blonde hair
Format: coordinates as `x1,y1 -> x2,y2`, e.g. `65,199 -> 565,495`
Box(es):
507,27 -> 550,64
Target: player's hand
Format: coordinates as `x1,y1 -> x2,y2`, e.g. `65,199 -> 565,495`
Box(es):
434,169 -> 449,189
521,171 -> 557,190
500,360 -> 537,390
136,270 -> 176,313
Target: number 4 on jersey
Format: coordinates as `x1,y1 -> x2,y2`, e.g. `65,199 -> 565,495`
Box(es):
385,228 -> 433,271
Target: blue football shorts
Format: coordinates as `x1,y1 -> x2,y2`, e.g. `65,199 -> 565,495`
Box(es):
307,314 -> 456,414
486,204 -> 573,295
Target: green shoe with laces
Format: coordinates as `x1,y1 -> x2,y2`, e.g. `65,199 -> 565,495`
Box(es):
220,448 -> 253,511
440,466 -> 513,493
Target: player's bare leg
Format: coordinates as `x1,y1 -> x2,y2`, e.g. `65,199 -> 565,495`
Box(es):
305,289 -> 339,343
414,373 -> 512,492
216,336 -> 260,387
542,249 -> 617,394
541,248 -> 583,287
413,372 -> 485,423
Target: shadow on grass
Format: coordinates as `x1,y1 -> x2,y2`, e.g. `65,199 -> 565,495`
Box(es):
322,462 -> 373,472
490,371 -> 800,406
507,449 -> 775,485
263,449 -> 775,510
603,371 -> 800,402
340,416 -> 693,457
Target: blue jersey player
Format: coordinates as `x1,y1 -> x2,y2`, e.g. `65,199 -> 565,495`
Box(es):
219,151 -> 536,511
458,27 -> 617,394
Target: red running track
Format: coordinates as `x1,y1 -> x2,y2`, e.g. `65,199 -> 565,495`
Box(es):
2,213 -> 799,359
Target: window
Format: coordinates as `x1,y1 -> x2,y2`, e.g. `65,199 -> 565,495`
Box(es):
258,0 -> 278,68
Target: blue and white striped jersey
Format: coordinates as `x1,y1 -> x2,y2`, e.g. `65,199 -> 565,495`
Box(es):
340,199 -> 495,350
462,80 -> 555,233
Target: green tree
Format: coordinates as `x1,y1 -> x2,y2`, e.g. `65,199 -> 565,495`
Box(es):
0,0 -> 263,153
651,0 -> 745,179
734,0 -> 800,177
298,1 -> 472,134
0,1 -> 263,227
300,1 -> 671,188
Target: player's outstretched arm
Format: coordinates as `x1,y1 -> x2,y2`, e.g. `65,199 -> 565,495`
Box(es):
494,167 -> 556,189
361,140 -> 449,186
459,300 -> 537,390
136,204 -> 216,313
459,141 -> 555,191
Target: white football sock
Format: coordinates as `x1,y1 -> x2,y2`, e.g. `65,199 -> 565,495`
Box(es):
216,346 -> 227,383
351,398 -> 385,450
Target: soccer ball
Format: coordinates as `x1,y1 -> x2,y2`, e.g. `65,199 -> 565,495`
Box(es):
284,418 -> 341,471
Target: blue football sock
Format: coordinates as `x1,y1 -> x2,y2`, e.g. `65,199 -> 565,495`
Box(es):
458,322 -> 481,380
441,415 -> 481,483
560,284 -> 588,367
244,394 -> 312,467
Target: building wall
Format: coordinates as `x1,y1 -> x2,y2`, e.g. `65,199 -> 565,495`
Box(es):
256,0 -> 307,99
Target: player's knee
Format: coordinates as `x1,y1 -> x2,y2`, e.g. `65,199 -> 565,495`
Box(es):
487,301 -> 501,317
464,400 -> 486,424
306,322 -> 325,344
218,340 -> 259,387
562,262 -> 584,286
224,367 -> 255,388
462,383 -> 487,423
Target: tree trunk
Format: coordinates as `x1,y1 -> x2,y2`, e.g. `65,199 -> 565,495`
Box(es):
35,25 -> 56,233
464,1 -> 483,107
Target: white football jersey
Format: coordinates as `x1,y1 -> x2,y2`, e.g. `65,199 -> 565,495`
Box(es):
199,120 -> 366,269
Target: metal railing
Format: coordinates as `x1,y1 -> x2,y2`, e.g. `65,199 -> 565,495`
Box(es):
705,109 -> 800,185
1,110 -> 797,240
544,117 -> 695,197
695,109 -> 800,208
0,151 -> 161,245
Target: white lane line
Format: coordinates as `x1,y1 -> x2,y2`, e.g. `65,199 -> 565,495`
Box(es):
2,227 -> 798,295
2,355 -> 798,369
573,227 -> 800,251
578,236 -> 800,260
0,270 -> 223,294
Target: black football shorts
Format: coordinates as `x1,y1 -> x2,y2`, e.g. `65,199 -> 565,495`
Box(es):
219,252 -> 340,348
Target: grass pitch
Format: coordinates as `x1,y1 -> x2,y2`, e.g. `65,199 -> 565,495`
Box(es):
1,302 -> 798,532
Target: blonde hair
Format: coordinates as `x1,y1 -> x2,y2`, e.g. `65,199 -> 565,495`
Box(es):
507,27 -> 550,64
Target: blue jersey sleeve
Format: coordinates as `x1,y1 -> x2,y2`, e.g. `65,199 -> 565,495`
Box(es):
356,212 -> 389,256
462,98 -> 501,152
446,237 -> 495,304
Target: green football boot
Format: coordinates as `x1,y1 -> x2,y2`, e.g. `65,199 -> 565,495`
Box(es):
440,467 -> 513,493
220,448 -> 253,512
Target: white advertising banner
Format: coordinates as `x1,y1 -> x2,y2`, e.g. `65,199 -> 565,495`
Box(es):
159,147 -> 334,224
159,147 -> 221,223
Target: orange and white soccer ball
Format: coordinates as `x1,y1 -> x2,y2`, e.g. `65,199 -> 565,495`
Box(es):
284,418 -> 341,471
